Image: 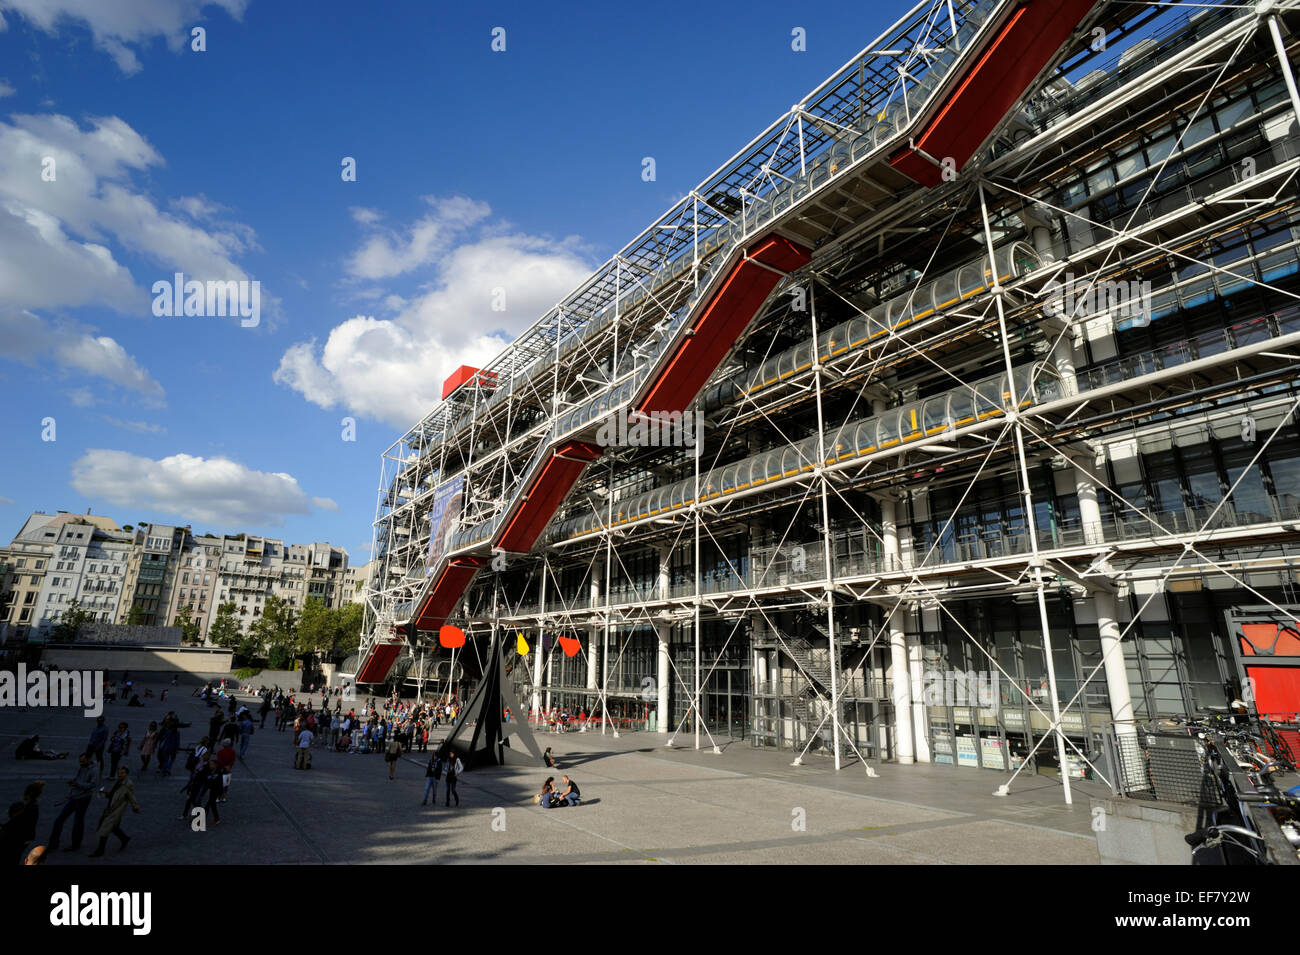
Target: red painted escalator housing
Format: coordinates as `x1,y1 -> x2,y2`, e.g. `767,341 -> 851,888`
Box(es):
496,441 -> 604,553
413,556 -> 488,632
637,233 -> 812,415
357,642 -> 402,684
890,0 -> 1097,186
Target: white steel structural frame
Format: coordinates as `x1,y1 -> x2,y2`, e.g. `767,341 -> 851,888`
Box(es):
363,0 -> 1300,806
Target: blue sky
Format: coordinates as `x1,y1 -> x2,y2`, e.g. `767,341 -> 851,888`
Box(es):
0,0 -> 908,559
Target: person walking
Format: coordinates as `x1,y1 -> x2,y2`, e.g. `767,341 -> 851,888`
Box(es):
180,759 -> 219,825
86,716 -> 108,777
156,718 -> 181,776
89,767 -> 139,857
259,693 -> 272,729
422,752 -> 442,806
443,750 -> 463,807
385,734 -> 403,781
238,712 -> 255,760
108,722 -> 131,777
138,722 -> 158,772
295,724 -> 314,769
214,740 -> 236,801
47,754 -> 96,852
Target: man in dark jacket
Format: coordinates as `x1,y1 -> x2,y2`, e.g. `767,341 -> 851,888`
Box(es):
156,719 -> 182,776
48,753 -> 97,851
86,717 -> 108,776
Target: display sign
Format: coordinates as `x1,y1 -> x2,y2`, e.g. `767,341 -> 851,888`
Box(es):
426,474 -> 465,572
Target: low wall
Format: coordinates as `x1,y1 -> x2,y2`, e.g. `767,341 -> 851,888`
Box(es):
40,644 -> 233,676
1091,796 -> 1196,865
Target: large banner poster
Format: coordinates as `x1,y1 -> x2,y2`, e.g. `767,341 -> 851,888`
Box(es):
427,474 -> 465,573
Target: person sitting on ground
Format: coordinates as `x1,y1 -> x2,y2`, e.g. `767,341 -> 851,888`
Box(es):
559,775 -> 581,807
543,747 -> 556,769
127,694 -> 143,707
15,734 -> 66,760
536,776 -> 557,809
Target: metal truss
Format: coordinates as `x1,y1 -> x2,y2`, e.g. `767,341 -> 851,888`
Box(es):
362,0 -> 1300,804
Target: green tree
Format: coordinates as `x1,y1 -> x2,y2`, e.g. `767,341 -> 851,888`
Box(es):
208,602 -> 241,648
51,599 -> 95,642
126,604 -> 147,626
296,598 -> 335,659
332,603 -> 364,660
249,595 -> 296,664
173,604 -> 202,644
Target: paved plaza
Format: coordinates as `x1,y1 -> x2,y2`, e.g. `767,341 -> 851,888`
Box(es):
1,675 -> 1102,864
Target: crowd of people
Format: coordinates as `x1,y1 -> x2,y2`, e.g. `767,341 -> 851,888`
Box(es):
5,675 -> 596,864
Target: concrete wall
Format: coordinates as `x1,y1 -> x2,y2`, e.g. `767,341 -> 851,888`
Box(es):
1091,796 -> 1196,865
41,644 -> 232,675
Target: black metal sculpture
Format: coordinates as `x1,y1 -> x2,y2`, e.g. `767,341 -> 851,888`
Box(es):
437,631 -> 544,769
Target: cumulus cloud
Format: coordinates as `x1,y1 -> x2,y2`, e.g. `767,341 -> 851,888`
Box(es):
0,0 -> 249,74
311,496 -> 339,511
0,307 -> 165,400
276,199 -> 593,427
70,449 -> 329,527
346,196 -> 490,280
0,113 -> 259,315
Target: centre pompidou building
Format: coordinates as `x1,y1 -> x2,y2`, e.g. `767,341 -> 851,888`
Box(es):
357,0 -> 1300,788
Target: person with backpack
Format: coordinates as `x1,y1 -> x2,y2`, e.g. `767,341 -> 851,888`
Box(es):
186,737 -> 211,780
443,750 -> 463,807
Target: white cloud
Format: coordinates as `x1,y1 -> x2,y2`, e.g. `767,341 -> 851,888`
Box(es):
100,415 -> 165,434
0,496 -> 14,507
346,196 -> 490,280
276,198 -> 593,428
0,79 -> 14,97
70,449 -> 328,527
311,496 -> 339,512
0,0 -> 249,74
0,113 -> 259,315
0,307 -> 165,400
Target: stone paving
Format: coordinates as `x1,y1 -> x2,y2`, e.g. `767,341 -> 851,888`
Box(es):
0,673 -> 1102,864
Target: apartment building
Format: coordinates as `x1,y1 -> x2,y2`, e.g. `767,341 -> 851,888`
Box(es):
3,513 -> 353,644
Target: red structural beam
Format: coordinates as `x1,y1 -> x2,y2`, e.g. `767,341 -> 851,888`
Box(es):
637,233 -> 812,415
414,556 -> 488,631
496,441 -> 604,553
356,641 -> 402,684
890,0 -> 1097,186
